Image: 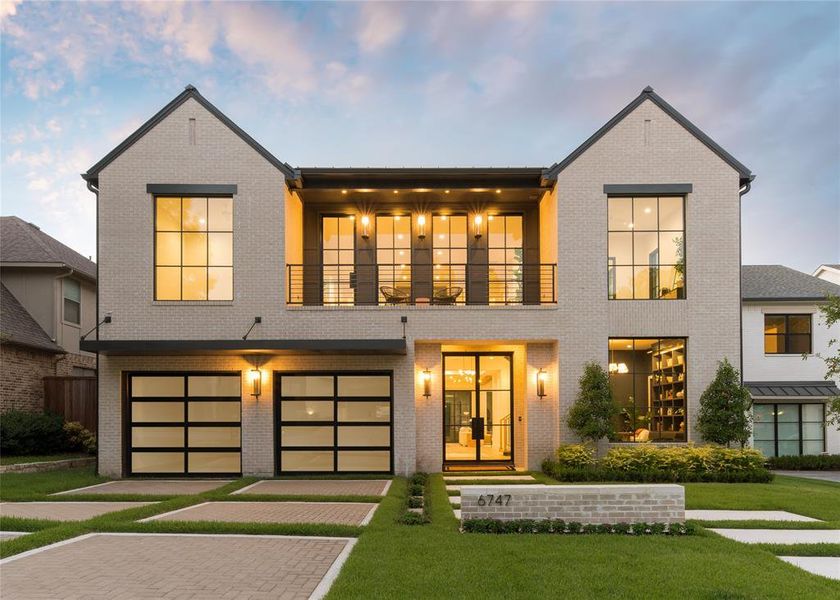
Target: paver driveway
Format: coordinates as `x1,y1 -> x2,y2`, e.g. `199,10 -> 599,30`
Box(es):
0,533 -> 356,600
1,502 -> 152,521
235,479 -> 391,497
54,479 -> 232,496
144,501 -> 379,526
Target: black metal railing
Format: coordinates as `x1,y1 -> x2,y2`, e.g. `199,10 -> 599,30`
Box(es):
287,263 -> 556,306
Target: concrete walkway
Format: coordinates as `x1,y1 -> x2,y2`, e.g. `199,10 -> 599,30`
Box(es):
1,502 -> 152,521
686,510 -> 819,522
773,470 -> 840,483
779,556 -> 840,581
0,532 -> 27,540
710,528 -> 840,544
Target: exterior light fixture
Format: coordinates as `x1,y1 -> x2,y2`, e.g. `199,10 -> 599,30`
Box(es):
393,190 -> 399,194
537,369 -> 547,398
422,370 -> 432,397
341,189 -> 348,195
361,215 -> 371,240
473,214 -> 483,240
496,189 -> 501,194
444,190 -> 450,194
417,214 -> 426,240
249,368 -> 262,398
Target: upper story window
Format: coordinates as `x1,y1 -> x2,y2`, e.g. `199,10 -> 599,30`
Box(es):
764,314 -> 812,354
608,196 -> 684,300
63,279 -> 81,324
155,197 -> 233,301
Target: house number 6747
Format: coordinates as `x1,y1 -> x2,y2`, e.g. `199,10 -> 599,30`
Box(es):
476,494 -> 511,506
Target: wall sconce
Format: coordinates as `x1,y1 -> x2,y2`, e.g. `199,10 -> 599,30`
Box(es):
361,215 -> 371,240
537,368 -> 547,398
417,214 -> 426,240
249,368 -> 262,398
422,370 -> 432,397
473,214 -> 483,240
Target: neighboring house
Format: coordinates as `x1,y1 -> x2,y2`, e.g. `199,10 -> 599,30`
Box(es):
81,84 -> 752,478
742,265 -> 840,456
0,217 -> 97,413
813,264 -> 840,285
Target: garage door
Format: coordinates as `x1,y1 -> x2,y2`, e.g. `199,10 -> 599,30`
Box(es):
275,372 -> 392,473
127,373 -> 241,476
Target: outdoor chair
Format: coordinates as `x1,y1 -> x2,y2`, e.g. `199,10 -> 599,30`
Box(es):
380,286 -> 410,305
432,286 -> 462,305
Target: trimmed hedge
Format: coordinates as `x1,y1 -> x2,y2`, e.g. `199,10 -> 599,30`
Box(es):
397,472 -> 430,525
542,444 -> 773,483
767,454 -> 840,471
463,518 -> 696,535
0,411 -> 65,455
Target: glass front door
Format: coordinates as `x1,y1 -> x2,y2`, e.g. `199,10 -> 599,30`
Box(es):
443,353 -> 513,464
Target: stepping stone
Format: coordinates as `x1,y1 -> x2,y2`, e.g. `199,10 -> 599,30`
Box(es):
453,509 -> 462,519
443,475 -> 535,481
686,510 -> 820,522
0,532 -> 27,540
1,502 -> 152,521
709,529 -> 840,545
446,485 -> 460,492
779,556 -> 840,581
449,496 -> 461,505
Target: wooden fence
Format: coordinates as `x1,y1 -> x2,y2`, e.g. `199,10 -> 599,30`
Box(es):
43,376 -> 97,432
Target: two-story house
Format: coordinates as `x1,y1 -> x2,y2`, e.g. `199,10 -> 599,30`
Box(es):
742,265 -> 840,456
81,85 -> 752,477
0,217 -> 97,412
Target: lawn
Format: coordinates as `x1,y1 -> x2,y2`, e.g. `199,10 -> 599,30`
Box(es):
1,468 -> 838,598
0,453 -> 91,466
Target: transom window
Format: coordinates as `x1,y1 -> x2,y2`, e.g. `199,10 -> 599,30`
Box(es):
608,196 -> 684,300
63,279 -> 81,324
764,314 -> 812,354
155,196 -> 233,301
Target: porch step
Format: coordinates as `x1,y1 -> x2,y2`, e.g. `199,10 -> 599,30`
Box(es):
449,496 -> 461,505
443,475 -> 535,481
453,509 -> 462,520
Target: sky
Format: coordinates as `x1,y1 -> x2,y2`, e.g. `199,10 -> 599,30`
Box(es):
1,0 -> 838,271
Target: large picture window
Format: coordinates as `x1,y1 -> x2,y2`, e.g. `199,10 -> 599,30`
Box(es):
753,403 -> 825,457
764,314 -> 812,354
608,196 -> 684,300
609,338 -> 687,442
155,196 -> 233,301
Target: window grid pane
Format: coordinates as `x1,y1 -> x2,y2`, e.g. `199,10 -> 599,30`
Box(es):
764,315 -> 812,354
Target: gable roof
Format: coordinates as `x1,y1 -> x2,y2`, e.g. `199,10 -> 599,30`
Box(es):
82,85 -> 295,186
742,265 -> 840,302
544,86 -> 754,187
0,216 -> 96,280
0,283 -> 64,353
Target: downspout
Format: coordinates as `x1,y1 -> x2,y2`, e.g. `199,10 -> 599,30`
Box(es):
738,176 -> 754,405
86,177 -> 101,476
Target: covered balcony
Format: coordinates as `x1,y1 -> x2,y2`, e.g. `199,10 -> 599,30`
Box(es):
285,168 -> 557,307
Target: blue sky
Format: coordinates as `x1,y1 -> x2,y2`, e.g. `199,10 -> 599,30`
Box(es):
1,1 -> 838,271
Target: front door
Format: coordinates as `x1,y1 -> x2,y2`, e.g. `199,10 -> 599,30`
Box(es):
443,353 -> 513,465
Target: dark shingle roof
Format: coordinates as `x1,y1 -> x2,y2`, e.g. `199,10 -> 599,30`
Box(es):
742,265 -> 840,301
0,217 -> 96,280
745,381 -> 840,398
0,283 -> 64,353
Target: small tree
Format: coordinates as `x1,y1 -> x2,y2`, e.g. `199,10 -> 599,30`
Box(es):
815,294 -> 840,429
567,361 -> 618,445
697,358 -> 752,448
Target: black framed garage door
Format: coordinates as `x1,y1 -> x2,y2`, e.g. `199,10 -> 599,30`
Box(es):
274,371 -> 393,473
125,372 -> 242,476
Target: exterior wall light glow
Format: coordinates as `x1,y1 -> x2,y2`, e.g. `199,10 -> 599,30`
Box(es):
537,369 -> 547,398
417,214 -> 426,240
422,370 -> 432,397
361,215 -> 371,240
250,368 -> 262,398
473,214 -> 483,239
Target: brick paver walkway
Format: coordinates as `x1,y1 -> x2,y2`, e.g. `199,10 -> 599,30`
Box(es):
146,501 -> 379,526
0,533 -> 355,599
54,480 -> 231,496
235,479 -> 391,496
1,502 -> 151,521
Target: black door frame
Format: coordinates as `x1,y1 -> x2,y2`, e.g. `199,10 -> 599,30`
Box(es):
441,351 -> 514,467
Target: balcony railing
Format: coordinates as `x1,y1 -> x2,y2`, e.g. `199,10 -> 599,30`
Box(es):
287,263 -> 557,306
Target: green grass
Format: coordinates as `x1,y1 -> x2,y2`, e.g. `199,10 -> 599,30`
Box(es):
0,466 -> 106,500
0,453 -> 92,466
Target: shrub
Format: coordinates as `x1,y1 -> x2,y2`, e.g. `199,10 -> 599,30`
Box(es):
63,421 -> 97,454
462,518 -> 695,535
408,483 -> 424,496
697,359 -> 752,448
410,472 -> 429,486
0,411 -> 65,455
408,496 -> 424,508
397,511 -> 429,525
554,444 -> 596,469
541,461 -> 773,484
767,454 -> 840,471
567,362 -> 618,444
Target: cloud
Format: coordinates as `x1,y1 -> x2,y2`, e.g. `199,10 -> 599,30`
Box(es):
356,2 -> 406,53
0,0 -> 21,22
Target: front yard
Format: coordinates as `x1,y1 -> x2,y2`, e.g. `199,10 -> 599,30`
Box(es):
1,468 -> 838,599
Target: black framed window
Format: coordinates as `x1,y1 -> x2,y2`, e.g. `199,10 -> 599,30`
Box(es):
753,403 -> 825,457
608,196 -> 685,300
432,214 -> 467,304
63,279 -> 81,325
275,372 -> 392,473
127,373 -> 241,476
487,214 -> 523,304
322,215 -> 355,305
764,314 -> 812,354
376,215 -> 411,304
155,196 -> 233,301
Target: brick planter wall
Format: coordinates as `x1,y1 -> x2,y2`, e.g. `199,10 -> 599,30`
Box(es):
460,484 -> 685,524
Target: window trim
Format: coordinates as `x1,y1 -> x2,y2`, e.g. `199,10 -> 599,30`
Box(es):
153,195 -> 234,302
763,313 -> 813,355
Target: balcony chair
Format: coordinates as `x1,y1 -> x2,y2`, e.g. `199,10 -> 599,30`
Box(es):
432,286 -> 462,305
380,286 -> 410,305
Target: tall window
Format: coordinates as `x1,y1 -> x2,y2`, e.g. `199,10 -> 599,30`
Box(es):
609,338 -> 687,442
753,403 -> 824,457
322,216 -> 355,305
608,196 -> 684,300
155,197 -> 233,301
432,215 -> 467,304
376,215 -> 411,303
764,314 -> 812,354
63,279 -> 81,324
488,215 -> 523,304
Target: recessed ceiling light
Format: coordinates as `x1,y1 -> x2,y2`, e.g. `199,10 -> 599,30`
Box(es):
341,190 -> 347,194
495,189 -> 501,194
444,190 -> 450,194
393,190 -> 399,194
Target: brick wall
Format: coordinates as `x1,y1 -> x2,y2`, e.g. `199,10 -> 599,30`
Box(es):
0,346 -> 96,413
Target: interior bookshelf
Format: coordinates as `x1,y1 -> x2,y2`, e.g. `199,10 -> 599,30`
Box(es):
649,342 -> 686,441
